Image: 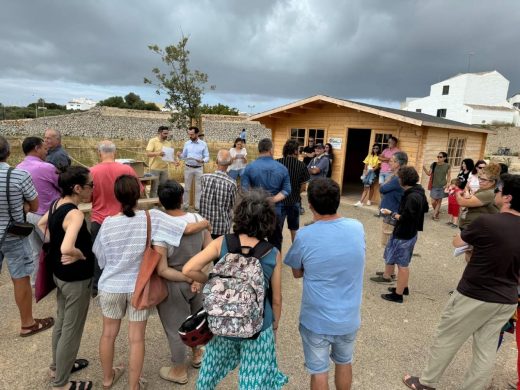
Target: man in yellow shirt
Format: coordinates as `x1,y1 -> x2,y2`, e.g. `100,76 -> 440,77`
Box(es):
146,126 -> 173,197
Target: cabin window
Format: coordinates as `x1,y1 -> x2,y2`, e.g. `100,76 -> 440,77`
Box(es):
442,85 -> 450,95
447,137 -> 466,166
373,133 -> 394,151
415,109 -> 422,113
290,128 -> 325,147
436,109 -> 447,118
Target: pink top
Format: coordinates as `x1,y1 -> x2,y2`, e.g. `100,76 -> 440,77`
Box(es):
17,156 -> 60,215
90,162 -> 141,224
380,147 -> 400,173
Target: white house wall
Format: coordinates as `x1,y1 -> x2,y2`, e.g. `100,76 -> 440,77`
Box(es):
469,108 -> 515,125
463,72 -> 509,105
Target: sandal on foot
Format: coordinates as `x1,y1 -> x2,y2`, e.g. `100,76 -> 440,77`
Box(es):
20,317 -> 54,337
103,366 -> 125,389
69,380 -> 93,390
49,359 -> 89,378
403,375 -> 435,390
139,377 -> 148,390
192,348 -> 204,368
159,367 -> 188,384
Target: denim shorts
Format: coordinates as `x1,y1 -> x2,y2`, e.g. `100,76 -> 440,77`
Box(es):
299,324 -> 358,374
379,171 -> 392,184
384,234 -> 418,267
0,236 -> 34,279
279,203 -> 300,231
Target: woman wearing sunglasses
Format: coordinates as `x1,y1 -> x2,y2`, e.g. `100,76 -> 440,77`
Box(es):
456,163 -> 500,231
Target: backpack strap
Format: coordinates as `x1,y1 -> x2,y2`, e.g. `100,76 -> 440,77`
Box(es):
250,240 -> 274,259
224,233 -> 242,254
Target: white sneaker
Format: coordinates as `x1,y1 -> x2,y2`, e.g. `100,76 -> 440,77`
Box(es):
354,201 -> 363,207
366,200 -> 372,206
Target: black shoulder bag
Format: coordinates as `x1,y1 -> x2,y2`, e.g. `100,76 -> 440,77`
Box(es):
5,168 -> 35,237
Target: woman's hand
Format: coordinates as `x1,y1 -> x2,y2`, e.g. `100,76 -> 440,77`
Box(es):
191,281 -> 202,293
61,249 -> 85,265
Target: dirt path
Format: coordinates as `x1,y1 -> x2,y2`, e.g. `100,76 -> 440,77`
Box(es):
0,200 -> 516,389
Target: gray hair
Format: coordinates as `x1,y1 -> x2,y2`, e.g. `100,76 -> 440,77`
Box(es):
216,149 -> 232,166
98,140 -> 116,154
0,136 -> 10,161
393,151 -> 408,167
258,138 -> 273,153
45,128 -> 62,140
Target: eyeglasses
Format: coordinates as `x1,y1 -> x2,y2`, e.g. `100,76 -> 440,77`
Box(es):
478,177 -> 493,182
437,156 -> 444,158
477,166 -> 485,169
494,187 -> 502,194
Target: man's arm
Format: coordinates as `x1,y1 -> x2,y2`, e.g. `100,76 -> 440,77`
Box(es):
202,143 -> 210,163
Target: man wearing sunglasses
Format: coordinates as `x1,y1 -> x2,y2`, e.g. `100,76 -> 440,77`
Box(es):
403,173 -> 520,390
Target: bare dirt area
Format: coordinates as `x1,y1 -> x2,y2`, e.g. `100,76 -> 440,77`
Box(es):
0,199 -> 517,389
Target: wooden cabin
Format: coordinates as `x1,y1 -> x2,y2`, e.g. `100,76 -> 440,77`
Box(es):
249,95 -> 494,199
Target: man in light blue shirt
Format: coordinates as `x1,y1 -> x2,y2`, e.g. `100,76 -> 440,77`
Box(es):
285,178 -> 365,390
241,138 -> 291,250
177,126 -> 210,210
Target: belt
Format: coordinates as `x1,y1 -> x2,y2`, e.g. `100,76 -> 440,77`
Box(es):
185,164 -> 203,169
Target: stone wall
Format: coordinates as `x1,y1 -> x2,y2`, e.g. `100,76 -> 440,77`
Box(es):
485,126 -> 520,156
0,107 -> 271,143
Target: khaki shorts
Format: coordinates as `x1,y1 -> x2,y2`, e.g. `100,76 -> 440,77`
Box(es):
381,221 -> 395,247
99,292 -> 153,322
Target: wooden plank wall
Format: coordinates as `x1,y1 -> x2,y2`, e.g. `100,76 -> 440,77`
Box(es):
264,106 -> 487,194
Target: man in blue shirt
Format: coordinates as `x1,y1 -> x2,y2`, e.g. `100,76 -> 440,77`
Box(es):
177,126 -> 210,210
285,178 -> 365,390
241,138 -> 291,250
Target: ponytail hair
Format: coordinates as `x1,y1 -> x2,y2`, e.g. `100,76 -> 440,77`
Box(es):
114,175 -> 141,217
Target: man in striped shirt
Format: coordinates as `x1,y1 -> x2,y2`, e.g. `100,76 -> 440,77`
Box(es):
200,149 -> 237,239
277,140 -> 311,242
0,136 -> 54,337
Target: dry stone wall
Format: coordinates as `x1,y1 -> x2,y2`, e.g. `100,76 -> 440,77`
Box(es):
0,107 -> 271,143
485,126 -> 520,156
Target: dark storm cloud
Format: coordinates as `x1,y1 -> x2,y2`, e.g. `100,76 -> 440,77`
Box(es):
1,0 -> 519,107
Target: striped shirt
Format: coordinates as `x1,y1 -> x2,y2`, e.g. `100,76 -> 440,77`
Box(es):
200,171 -> 237,236
93,209 -> 186,293
0,163 -> 38,243
276,156 -> 310,205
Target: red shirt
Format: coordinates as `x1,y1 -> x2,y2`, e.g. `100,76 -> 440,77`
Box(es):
90,162 -> 142,224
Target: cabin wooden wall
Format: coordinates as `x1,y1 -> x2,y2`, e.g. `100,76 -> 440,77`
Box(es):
262,106 -> 487,196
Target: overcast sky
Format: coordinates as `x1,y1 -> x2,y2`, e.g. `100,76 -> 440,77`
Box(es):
1,0 -> 518,113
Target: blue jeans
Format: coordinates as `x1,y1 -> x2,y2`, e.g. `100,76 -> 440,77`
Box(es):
279,203 -> 300,231
0,236 -> 34,279
299,324 -> 358,374
379,171 -> 392,184
228,168 -> 245,180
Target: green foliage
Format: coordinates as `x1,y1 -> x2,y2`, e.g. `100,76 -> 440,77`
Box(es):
1,103 -> 69,120
144,36 -> 215,130
27,101 -> 66,110
200,103 -> 239,116
97,93 -> 159,111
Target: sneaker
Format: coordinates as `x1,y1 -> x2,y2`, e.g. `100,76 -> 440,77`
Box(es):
366,200 -> 372,206
354,201 -> 363,207
388,287 -> 409,295
370,275 -> 393,284
381,292 -> 403,303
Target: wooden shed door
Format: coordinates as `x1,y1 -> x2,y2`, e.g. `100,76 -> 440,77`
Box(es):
342,129 -> 371,194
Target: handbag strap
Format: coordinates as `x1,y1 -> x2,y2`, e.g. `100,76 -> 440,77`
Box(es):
145,210 -> 152,248
5,167 -> 14,223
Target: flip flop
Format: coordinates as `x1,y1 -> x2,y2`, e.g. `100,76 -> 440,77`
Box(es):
403,375 -> 436,390
139,377 -> 148,390
49,359 -> 89,378
103,366 -> 125,389
20,317 -> 54,337
69,381 -> 93,390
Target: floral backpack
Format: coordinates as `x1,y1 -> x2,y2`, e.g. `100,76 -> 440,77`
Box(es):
203,234 -> 273,339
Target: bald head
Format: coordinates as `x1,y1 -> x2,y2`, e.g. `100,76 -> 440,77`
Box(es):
44,128 -> 61,149
98,140 -> 116,162
216,149 -> 231,171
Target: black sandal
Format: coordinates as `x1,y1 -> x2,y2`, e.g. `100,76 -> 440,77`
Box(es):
69,381 -> 93,390
403,375 -> 436,390
71,359 -> 89,374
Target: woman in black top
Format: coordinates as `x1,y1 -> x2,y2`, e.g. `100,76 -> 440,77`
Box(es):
324,143 -> 334,178
38,166 -> 94,390
456,158 -> 474,190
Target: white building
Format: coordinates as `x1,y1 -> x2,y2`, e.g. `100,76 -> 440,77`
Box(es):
66,98 -> 97,110
402,70 -> 519,126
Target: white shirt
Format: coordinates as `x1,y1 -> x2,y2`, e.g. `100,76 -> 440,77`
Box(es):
229,147 -> 247,171
93,209 -> 186,293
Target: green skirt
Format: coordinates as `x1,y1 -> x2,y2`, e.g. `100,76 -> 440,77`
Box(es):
196,327 -> 288,390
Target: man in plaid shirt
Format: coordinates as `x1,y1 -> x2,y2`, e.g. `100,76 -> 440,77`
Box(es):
200,149 -> 238,239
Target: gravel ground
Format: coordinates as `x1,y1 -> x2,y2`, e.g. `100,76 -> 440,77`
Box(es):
0,197 -> 517,389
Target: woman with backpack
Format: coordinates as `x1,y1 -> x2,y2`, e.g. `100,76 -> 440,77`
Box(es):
183,190 -> 288,389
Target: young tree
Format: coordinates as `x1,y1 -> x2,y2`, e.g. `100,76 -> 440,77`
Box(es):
200,103 -> 239,116
144,36 -> 214,130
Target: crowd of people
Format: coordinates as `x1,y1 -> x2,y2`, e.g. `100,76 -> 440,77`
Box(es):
0,127 -> 519,390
